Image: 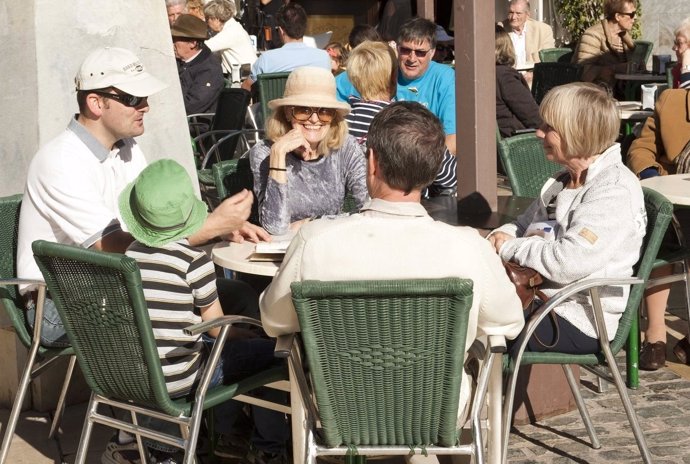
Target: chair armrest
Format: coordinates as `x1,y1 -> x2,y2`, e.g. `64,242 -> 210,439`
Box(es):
274,333 -> 294,358
187,112 -> 215,121
0,278 -> 46,288
488,335 -> 507,353
183,315 -> 263,336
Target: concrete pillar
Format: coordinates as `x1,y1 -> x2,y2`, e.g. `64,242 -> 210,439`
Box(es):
0,0 -> 196,410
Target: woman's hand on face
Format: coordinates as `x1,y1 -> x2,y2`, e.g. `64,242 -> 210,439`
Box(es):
488,231 -> 513,254
273,129 -> 314,160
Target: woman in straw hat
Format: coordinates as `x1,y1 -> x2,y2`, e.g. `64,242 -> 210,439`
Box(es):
249,66 -> 368,235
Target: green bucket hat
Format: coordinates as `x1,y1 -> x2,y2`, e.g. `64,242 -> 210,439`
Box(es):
119,159 -> 208,247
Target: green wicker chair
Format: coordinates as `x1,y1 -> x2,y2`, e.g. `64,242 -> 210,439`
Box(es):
257,72 -> 290,127
497,133 -> 562,198
31,240 -> 289,464
531,62 -> 583,104
501,188 -> 672,464
630,40 -> 654,69
211,157 -> 260,224
538,47 -> 573,63
0,195 -> 76,464
284,278 -> 501,463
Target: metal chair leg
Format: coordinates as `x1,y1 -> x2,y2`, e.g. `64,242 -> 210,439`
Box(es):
0,339 -> 42,464
74,393 -> 98,464
562,365 -> 600,449
48,355 -> 76,439
600,343 -> 653,463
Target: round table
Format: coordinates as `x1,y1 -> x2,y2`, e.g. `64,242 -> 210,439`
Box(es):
212,241 -> 281,277
641,174 -> 690,206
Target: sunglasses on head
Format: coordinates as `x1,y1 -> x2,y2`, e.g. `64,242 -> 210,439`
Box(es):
618,10 -> 636,18
398,46 -> 431,58
91,90 -> 146,108
290,106 -> 337,123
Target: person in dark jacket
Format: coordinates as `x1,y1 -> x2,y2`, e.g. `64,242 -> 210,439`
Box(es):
495,25 -> 541,138
171,14 -> 224,116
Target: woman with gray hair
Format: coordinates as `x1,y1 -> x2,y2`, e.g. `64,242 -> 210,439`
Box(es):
489,83 -> 646,354
204,0 -> 257,78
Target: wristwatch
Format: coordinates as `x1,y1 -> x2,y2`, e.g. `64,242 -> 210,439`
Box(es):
682,64 -> 690,73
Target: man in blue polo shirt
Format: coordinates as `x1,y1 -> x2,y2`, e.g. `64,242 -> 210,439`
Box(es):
337,17 -> 456,155
241,3 -> 330,90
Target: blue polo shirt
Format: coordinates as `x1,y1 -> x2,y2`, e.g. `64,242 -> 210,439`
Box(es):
250,42 -> 331,81
335,61 -> 456,135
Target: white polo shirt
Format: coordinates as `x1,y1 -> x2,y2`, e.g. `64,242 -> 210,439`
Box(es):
509,23 -> 528,66
17,117 -> 147,292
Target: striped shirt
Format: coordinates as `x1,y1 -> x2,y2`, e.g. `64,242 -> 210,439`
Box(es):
346,98 -> 390,145
126,239 -> 218,396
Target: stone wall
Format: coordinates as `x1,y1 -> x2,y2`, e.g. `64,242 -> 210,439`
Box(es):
640,0 -> 690,59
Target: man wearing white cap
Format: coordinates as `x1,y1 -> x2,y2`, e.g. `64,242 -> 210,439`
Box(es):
17,47 -> 266,350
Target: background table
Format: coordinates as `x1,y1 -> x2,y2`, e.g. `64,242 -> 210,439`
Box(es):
641,174 -> 690,205
615,72 -> 668,101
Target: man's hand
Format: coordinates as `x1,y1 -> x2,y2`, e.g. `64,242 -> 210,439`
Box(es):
487,231 -> 514,254
188,189 -> 254,246
226,222 -> 271,243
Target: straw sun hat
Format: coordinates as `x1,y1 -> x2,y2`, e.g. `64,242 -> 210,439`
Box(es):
268,66 -> 351,117
119,160 -> 208,248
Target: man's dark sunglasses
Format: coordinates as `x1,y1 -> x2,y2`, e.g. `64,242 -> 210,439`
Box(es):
91,90 -> 146,108
398,46 -> 431,58
618,10 -> 636,18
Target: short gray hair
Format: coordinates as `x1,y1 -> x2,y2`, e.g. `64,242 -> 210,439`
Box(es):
204,0 -> 237,22
675,16 -> 690,41
166,0 -> 186,8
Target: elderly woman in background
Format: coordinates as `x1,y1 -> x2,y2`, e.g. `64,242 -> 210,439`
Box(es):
495,25 -> 541,138
489,83 -> 646,354
249,66 -> 368,235
671,17 -> 690,89
204,0 -> 257,79
574,0 -> 637,96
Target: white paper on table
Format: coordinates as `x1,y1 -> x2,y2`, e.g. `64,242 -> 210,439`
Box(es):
254,232 -> 296,254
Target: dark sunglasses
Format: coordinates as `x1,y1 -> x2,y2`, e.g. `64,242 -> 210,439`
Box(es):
91,90 -> 146,108
618,10 -> 636,18
398,46 -> 431,58
290,106 -> 337,123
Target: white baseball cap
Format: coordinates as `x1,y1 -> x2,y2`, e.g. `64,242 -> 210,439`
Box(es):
75,47 -> 167,97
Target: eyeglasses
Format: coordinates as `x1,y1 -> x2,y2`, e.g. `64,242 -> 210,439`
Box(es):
618,10 -> 636,19
398,46 -> 431,58
674,39 -> 688,47
91,90 -> 146,108
290,106 -> 337,123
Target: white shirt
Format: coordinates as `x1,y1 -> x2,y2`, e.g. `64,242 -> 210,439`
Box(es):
17,117 -> 147,292
205,17 -> 257,75
510,23 -> 528,66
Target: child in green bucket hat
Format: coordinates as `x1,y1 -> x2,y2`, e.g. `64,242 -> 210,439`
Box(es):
115,159 -> 289,463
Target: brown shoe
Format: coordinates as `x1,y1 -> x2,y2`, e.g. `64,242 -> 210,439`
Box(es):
639,341 -> 666,371
673,337 -> 690,365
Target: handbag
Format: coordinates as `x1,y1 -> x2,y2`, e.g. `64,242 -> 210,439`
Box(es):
503,260 -> 548,310
503,260 -> 559,348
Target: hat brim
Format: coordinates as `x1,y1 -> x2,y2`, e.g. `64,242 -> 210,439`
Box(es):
118,181 -> 208,248
113,71 -> 168,97
268,96 -> 351,117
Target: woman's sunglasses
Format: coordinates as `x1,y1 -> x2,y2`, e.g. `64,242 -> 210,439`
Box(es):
290,106 -> 337,123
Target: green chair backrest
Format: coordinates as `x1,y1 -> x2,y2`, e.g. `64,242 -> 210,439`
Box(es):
531,62 -> 583,104
608,187 -> 673,355
497,133 -> 562,198
539,47 -> 573,63
630,40 -> 654,68
291,278 -> 473,448
31,240 -> 183,417
0,194 -> 34,349
212,157 -> 260,224
258,72 -> 290,126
